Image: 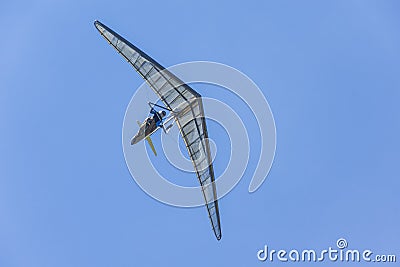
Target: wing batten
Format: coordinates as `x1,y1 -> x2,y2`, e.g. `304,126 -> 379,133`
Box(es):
95,20 -> 221,240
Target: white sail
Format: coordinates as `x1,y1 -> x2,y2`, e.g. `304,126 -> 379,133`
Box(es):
95,21 -> 222,240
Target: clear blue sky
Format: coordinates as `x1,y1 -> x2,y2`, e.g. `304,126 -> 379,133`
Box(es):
1,0 -> 399,266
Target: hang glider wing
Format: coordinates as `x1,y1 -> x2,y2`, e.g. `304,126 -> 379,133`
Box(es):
94,21 -> 222,240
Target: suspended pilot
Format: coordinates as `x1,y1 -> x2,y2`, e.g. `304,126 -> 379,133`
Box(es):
150,109 -> 166,127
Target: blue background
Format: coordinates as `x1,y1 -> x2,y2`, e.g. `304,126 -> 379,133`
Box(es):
1,0 -> 399,266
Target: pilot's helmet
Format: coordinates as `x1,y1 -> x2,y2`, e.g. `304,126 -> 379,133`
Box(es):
159,110 -> 166,118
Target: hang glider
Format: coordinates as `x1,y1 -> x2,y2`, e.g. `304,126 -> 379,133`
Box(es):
94,20 -> 222,240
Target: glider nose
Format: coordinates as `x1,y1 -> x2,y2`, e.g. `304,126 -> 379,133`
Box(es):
131,136 -> 138,145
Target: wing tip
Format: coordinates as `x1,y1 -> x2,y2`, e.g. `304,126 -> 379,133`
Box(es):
93,19 -> 101,28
